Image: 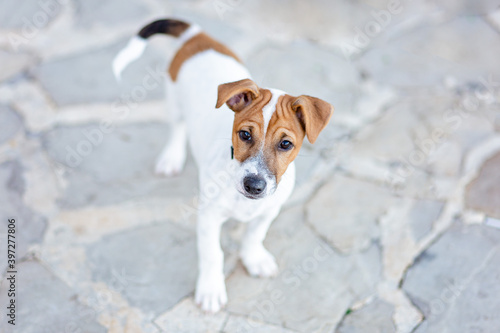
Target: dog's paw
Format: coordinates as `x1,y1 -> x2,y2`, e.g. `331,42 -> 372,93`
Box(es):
155,145 -> 186,177
241,245 -> 278,278
195,272 -> 227,313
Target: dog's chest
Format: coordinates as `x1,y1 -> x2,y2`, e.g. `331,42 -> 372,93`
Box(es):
230,193 -> 275,222
212,165 -> 295,222
208,185 -> 275,222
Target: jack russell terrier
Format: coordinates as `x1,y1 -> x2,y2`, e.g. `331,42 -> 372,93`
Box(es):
113,18 -> 333,313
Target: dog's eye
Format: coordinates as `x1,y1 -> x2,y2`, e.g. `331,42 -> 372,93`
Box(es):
279,140 -> 293,151
239,130 -> 252,142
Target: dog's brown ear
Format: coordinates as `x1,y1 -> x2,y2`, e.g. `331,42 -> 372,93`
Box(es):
216,79 -> 260,112
292,95 -> 333,144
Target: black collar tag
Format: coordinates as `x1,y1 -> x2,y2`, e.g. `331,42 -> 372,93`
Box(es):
231,146 -> 234,160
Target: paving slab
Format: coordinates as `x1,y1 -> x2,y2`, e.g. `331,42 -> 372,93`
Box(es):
402,223 -> 500,332
42,122 -> 198,209
154,298 -> 227,333
74,0 -> 150,28
356,16 -> 500,87
435,0 -> 499,16
0,106 -> 23,145
246,40 -> 359,125
336,298 -> 396,333
207,0 -> 435,53
86,221 -> 197,316
34,39 -> 167,106
465,151 -> 500,219
6,81 -> 58,133
223,315 -> 298,333
0,51 -> 34,82
364,89 -> 494,187
306,174 -> 396,253
349,100 -> 424,161
408,199 -> 444,241
293,145 -> 324,189
0,0 -> 61,30
188,0 -> 371,46
403,89 -> 494,175
0,160 -> 47,273
0,260 -> 106,333
226,206 -> 382,333
425,140 -> 463,178
344,100 -> 425,182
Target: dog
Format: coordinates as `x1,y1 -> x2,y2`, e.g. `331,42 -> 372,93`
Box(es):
113,18 -> 333,313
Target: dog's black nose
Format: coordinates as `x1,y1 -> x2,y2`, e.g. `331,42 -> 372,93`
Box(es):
243,175 -> 267,196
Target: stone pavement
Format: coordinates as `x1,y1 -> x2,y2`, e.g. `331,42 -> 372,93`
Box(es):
1,0 -> 500,332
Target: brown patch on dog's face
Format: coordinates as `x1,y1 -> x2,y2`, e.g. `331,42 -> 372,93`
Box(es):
262,94 -> 306,183
264,93 -> 334,182
231,89 -> 273,162
216,79 -> 333,196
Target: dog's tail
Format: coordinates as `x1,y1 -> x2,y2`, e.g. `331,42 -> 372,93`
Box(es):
112,19 -> 200,80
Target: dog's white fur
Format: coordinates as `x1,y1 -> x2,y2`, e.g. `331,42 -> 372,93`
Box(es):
114,25 -> 298,313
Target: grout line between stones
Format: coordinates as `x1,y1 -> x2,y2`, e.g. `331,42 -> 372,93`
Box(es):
218,312 -> 231,333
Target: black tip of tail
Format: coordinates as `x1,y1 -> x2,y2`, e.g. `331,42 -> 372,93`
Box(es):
138,19 -> 190,39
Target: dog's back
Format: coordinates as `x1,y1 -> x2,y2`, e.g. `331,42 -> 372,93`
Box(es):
113,19 -> 251,164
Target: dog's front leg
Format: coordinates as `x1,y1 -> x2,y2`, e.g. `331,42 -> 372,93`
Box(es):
240,208 -> 281,278
195,208 -> 227,313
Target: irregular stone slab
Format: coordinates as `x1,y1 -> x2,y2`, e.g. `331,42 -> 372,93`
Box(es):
246,40 -> 359,124
0,160 -> 47,273
408,199 -> 444,241
466,151 -> 500,219
403,223 -> 500,332
336,299 -> 396,333
74,0 -> 150,28
435,0 -> 499,16
426,141 -> 462,177
356,46 -> 453,88
34,39 -> 166,106
288,125 -> 352,206
9,81 -> 57,133
211,0 -> 433,54
154,298 -> 226,333
376,92 -> 492,186
306,174 -> 395,253
0,51 -> 33,82
485,217 -> 500,230
0,260 -> 106,333
0,106 -> 23,144
344,100 -> 424,182
86,221 -> 197,315
223,315 -> 297,333
379,201 -> 421,284
357,17 -> 500,87
226,206 -> 382,333
42,123 -> 198,209
293,145 -> 324,190
0,0 -> 61,29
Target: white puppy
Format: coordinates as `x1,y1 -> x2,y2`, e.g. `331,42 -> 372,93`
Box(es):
113,19 -> 333,313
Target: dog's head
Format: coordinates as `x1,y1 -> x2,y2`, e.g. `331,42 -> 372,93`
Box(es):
216,78 -> 333,200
